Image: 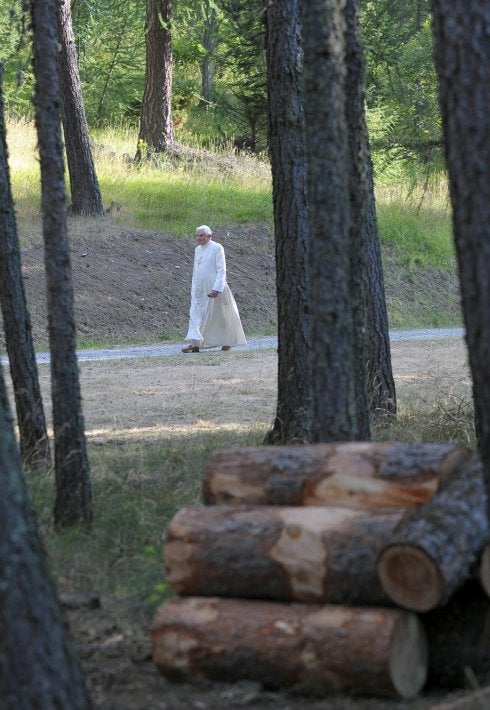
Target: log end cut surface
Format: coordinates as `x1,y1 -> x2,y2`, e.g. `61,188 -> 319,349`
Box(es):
390,612 -> 428,698
479,542 -> 490,598
378,544 -> 444,612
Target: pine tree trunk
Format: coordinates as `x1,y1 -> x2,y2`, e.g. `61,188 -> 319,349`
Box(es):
263,0 -> 310,444
345,0 -> 396,417
202,442 -> 470,508
431,0 -> 490,518
58,0 -> 103,215
302,0 -> 365,441
137,0 -> 174,157
0,358 -> 90,707
153,597 -> 428,699
344,0 -> 371,438
31,0 -> 92,527
0,68 -> 50,467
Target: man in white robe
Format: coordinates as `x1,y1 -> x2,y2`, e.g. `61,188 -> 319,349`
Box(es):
182,225 -> 247,353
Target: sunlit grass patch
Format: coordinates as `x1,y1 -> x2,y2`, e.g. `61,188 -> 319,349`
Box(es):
99,168 -> 271,236
29,424 -> 266,619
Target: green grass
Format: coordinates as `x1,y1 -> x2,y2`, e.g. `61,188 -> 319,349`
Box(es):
29,427 -> 266,619
377,198 -> 453,270
100,169 -> 272,236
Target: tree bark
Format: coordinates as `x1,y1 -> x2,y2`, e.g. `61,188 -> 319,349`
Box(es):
58,0 -> 104,215
302,0 -> 367,441
31,0 -> 92,527
263,0 -> 310,444
0,66 -> 50,467
0,358 -> 90,707
152,597 -> 428,699
344,0 -> 371,438
200,0 -> 217,101
166,504 -> 402,605
137,0 -> 174,158
431,0 -> 490,518
345,0 -> 396,421
377,454 -> 488,611
202,442 -> 469,508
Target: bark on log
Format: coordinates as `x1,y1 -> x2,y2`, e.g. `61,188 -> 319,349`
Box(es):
152,597 -> 428,699
424,581 -> 490,688
377,454 -> 488,612
165,505 -> 402,605
202,442 -> 469,509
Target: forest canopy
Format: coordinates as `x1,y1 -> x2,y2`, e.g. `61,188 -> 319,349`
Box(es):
0,0 -> 438,178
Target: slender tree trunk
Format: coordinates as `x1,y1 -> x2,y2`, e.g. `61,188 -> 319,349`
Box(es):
431,0 -> 490,517
201,0 -> 217,101
263,0 -> 310,444
302,0 -> 370,441
344,0 -> 370,439
58,0 -> 103,216
0,66 -> 50,467
344,0 -> 396,417
137,0 -> 174,158
365,161 -> 397,415
0,362 -> 90,705
31,0 -> 92,528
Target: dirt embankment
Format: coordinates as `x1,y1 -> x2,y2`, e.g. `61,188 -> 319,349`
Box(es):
10,220 -> 277,348
3,216 -> 461,350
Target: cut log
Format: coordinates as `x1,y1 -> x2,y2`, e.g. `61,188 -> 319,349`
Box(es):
202,442 -> 469,509
165,504 -> 403,605
377,454 -> 488,612
152,597 -> 428,699
424,581 -> 490,688
477,540 -> 490,598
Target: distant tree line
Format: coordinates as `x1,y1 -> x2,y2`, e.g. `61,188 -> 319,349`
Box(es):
0,0 -> 439,168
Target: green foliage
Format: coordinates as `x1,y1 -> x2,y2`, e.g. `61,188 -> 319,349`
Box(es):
0,0 -> 34,117
362,0 -> 441,172
73,0 -> 146,126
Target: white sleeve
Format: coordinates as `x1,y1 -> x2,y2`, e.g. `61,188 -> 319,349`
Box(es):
212,244 -> 226,292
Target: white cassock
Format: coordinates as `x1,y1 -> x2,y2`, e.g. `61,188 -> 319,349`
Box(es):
185,239 -> 247,348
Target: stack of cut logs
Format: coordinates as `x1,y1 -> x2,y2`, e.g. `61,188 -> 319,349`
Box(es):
152,442 -> 490,700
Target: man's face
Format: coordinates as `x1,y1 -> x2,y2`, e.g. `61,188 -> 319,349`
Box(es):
196,230 -> 211,246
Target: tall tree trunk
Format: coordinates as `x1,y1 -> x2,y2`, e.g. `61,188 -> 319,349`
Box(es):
344,0 -> 370,439
365,160 -> 397,415
431,0 -> 490,517
344,0 -> 396,418
263,0 -> 310,444
136,0 -> 174,158
0,66 -> 50,467
201,0 -> 217,101
302,0 -> 369,441
58,0 -> 104,216
0,362 -> 90,705
31,0 -> 92,528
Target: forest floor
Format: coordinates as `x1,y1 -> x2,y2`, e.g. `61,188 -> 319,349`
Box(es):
4,219 -> 481,709
57,339 -> 473,709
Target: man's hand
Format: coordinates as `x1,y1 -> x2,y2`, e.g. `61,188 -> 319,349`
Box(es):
207,290 -> 219,298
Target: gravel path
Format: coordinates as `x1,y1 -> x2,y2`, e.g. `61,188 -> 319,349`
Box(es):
1,327 -> 464,366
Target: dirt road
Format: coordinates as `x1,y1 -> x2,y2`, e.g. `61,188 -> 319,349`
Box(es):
19,335 -> 469,444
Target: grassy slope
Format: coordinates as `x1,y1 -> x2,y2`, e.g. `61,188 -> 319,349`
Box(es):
8,119 -> 461,337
